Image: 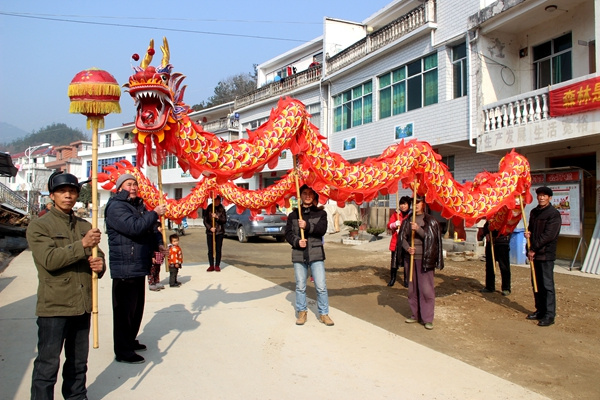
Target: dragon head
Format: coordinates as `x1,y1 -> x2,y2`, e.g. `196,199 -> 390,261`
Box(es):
125,37 -> 188,145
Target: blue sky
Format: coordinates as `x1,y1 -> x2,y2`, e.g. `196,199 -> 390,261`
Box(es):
0,0 -> 392,135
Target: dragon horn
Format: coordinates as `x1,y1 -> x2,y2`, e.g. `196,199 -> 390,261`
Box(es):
140,39 -> 155,69
161,37 -> 170,67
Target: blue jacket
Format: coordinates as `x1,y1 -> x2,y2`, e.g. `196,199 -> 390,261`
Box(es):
105,190 -> 161,279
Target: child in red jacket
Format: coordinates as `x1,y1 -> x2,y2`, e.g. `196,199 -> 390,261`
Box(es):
168,234 -> 183,287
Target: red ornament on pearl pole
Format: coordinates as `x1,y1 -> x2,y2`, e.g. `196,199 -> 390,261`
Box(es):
68,67 -> 121,349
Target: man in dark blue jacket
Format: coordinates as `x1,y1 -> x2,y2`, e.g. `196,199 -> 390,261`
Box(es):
525,186 -> 561,327
105,174 -> 167,363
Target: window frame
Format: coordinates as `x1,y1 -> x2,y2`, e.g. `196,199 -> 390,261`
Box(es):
378,53 -> 438,119
333,81 -> 373,132
533,32 -> 572,89
452,43 -> 468,98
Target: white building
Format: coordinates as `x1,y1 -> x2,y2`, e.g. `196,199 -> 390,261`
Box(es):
74,0 -> 599,261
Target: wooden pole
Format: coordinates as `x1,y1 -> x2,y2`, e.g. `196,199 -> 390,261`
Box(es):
409,183 -> 418,282
91,121 -> 100,349
157,164 -> 168,273
489,233 -> 499,275
212,192 -> 216,257
292,155 -> 304,240
519,195 -> 537,293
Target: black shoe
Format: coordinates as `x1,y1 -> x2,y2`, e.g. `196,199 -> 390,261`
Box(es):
526,312 -> 543,320
133,342 -> 147,352
387,269 -> 397,286
115,353 -> 145,364
480,288 -> 494,293
538,317 -> 555,327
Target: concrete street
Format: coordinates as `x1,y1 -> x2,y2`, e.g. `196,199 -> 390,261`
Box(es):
0,230 -> 549,400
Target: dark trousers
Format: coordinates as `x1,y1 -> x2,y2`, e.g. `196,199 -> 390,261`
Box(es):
405,259 -> 435,323
484,242 -> 511,291
206,233 -> 224,267
31,314 -> 90,400
533,260 -> 556,319
390,251 -> 408,287
148,263 -> 161,286
112,277 -> 145,358
169,264 -> 180,286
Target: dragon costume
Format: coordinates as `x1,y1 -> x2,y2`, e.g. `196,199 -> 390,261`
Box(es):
98,38 -> 532,234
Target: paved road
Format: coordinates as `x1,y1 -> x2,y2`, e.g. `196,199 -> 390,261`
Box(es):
0,227 -> 549,399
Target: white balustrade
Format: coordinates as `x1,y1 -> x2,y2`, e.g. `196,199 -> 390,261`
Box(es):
483,90 -> 549,132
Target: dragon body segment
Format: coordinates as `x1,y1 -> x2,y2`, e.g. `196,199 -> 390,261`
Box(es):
103,38 -> 532,234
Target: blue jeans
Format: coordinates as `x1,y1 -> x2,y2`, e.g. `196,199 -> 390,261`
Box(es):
294,260 -> 329,315
31,314 -> 91,400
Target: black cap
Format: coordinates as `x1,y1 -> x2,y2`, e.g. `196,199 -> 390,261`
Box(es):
536,186 -> 553,197
48,171 -> 80,193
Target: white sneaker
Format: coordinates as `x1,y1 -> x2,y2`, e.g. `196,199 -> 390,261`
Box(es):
149,285 -> 160,291
156,283 -> 165,289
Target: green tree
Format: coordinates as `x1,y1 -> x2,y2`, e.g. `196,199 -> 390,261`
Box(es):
78,183 -> 93,207
192,66 -> 257,111
0,123 -> 87,153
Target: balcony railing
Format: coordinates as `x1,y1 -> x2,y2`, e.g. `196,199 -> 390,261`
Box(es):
483,88 -> 549,132
326,0 -> 435,75
200,118 -> 239,133
233,0 -> 435,109
235,66 -> 322,109
0,181 -> 28,212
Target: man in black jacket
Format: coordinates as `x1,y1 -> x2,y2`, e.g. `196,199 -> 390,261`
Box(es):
524,186 -> 561,327
105,173 -> 167,363
285,185 -> 333,326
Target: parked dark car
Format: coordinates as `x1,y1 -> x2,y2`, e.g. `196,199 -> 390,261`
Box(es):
224,207 -> 287,243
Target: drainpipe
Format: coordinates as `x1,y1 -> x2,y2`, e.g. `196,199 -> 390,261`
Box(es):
467,29 -> 478,147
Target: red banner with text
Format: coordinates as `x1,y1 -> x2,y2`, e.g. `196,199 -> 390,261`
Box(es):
549,76 -> 600,117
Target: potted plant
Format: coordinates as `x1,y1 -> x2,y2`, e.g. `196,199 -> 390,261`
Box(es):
343,220 -> 361,238
367,227 -> 385,237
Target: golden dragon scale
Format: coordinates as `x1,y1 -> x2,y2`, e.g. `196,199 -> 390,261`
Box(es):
98,38 -> 533,234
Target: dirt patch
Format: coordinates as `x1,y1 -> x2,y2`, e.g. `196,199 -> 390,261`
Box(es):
180,229 -> 598,399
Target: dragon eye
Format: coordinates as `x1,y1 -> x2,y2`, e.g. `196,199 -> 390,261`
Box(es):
161,74 -> 168,82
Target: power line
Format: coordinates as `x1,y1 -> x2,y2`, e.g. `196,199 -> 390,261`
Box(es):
0,12 -> 310,43
4,11 -> 322,25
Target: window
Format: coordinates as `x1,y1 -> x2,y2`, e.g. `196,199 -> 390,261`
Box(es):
249,117 -> 269,130
307,103 -> 321,132
174,188 -> 183,200
379,53 -> 438,119
162,154 -> 178,170
87,156 -> 126,177
440,155 -> 454,174
533,32 -> 572,89
104,134 -> 111,148
333,81 -> 373,132
452,43 -> 467,98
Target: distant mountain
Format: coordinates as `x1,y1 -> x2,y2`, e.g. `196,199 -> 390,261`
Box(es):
0,122 -> 29,145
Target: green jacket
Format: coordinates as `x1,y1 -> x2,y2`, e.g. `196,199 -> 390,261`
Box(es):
26,207 -> 106,317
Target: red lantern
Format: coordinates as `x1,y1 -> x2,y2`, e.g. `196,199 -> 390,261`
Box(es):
68,68 -> 121,129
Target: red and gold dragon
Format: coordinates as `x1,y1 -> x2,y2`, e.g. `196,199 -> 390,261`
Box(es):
99,38 -> 531,234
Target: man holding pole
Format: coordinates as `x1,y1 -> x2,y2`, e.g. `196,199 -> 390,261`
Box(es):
285,184 -> 333,326
524,186 -> 561,327
203,195 -> 227,272
27,171 -> 105,399
105,174 -> 167,364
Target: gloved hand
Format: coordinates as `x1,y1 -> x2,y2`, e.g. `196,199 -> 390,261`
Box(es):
389,221 -> 397,229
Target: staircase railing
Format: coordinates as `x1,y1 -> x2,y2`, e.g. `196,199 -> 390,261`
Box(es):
0,181 -> 28,212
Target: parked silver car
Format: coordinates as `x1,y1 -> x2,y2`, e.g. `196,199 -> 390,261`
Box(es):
224,207 -> 288,243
